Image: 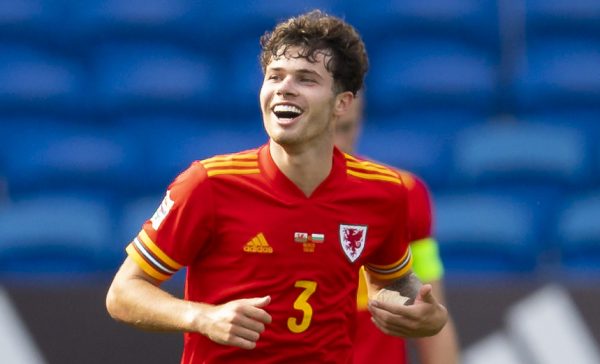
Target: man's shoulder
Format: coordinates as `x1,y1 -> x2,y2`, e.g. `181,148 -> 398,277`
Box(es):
198,148 -> 261,178
348,153 -> 430,193
343,153 -> 404,186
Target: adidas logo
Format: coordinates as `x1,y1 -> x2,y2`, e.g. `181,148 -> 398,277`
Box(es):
243,233 -> 273,254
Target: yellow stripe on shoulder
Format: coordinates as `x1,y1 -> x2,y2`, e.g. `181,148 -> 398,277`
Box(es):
200,151 -> 261,177
344,154 -> 402,184
206,168 -> 261,177
202,151 -> 258,165
347,169 -> 402,184
202,160 -> 258,169
346,160 -> 398,178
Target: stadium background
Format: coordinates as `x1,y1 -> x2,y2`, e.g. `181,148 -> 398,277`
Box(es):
0,0 -> 599,363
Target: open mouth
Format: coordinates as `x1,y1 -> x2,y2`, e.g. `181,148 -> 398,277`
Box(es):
272,104 -> 303,121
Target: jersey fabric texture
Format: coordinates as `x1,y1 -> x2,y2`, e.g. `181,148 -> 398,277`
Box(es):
354,169 -> 444,364
126,144 -> 413,364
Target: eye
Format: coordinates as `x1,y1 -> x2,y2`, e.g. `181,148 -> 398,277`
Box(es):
268,74 -> 281,81
300,77 -> 316,84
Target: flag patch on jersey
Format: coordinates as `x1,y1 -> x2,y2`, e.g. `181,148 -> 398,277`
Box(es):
339,224 -> 367,262
243,233 -> 273,254
150,190 -> 174,230
295,232 -> 325,253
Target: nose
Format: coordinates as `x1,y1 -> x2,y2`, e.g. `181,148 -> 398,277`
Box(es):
276,76 -> 297,97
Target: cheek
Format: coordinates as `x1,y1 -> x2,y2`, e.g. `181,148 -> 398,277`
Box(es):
259,85 -> 271,108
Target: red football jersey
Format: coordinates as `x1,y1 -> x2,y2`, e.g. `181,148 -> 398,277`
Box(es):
354,170 -> 435,364
126,144 -> 412,364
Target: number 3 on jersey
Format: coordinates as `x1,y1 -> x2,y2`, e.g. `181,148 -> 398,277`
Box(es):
287,280 -> 317,333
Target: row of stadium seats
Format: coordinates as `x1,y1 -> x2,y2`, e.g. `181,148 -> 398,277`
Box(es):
1,118 -> 600,278
1,185 -> 599,278
2,118 -> 598,199
0,1 -> 598,279
0,0 -> 598,118
0,36 -> 597,118
4,0 -> 597,48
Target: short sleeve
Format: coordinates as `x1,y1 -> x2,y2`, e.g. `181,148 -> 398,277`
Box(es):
126,161 -> 215,282
364,182 -> 412,281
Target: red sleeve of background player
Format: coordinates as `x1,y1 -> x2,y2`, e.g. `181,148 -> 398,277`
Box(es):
125,161 -> 215,282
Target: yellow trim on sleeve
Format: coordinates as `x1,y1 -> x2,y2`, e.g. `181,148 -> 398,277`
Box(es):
138,230 -> 183,270
368,247 -> 411,270
410,237 -> 444,282
126,243 -> 171,281
366,248 -> 413,281
366,257 -> 412,281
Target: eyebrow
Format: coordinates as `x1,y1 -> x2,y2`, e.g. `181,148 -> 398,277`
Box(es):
267,67 -> 324,80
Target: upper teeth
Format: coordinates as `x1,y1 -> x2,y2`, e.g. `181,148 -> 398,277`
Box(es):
273,104 -> 302,114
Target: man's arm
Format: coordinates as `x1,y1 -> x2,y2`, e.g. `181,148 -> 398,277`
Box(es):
413,279 -> 460,364
106,257 -> 272,349
365,270 -> 448,338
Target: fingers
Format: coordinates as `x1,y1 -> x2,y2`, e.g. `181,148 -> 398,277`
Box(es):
369,304 -> 425,338
368,300 -> 420,334
416,284 -> 435,304
370,316 -> 420,338
241,295 -> 271,308
206,296 -> 272,350
240,296 -> 273,324
367,288 -> 448,338
369,298 -> 418,319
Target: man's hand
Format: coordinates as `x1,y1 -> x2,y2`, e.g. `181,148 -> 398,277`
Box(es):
199,296 -> 272,350
368,284 -> 447,338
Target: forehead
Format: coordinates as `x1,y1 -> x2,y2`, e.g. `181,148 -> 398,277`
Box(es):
266,46 -> 331,75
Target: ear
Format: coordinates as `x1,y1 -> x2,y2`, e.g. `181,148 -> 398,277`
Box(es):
333,91 -> 355,117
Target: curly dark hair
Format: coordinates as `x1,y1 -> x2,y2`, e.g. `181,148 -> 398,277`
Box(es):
259,10 -> 368,95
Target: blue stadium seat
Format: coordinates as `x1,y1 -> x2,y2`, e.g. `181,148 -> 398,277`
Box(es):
452,122 -> 591,188
69,0 -> 211,49
0,43 -> 86,115
366,38 -> 498,117
91,42 -> 221,117
0,192 -> 114,276
511,38 -> 600,113
117,116 -> 268,192
0,0 -> 69,47
227,37 -> 265,119
203,0 -> 345,46
1,118 -> 143,196
434,191 -> 542,274
346,0 -> 499,50
555,191 -> 600,274
115,195 -> 162,260
356,120 -> 450,188
524,0 -> 600,37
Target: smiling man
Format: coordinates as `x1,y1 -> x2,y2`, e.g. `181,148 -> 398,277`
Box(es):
106,10 -> 448,363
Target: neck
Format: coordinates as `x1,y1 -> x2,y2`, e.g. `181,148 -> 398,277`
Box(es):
269,138 -> 334,197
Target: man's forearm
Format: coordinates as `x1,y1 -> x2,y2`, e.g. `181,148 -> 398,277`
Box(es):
106,260 -> 205,333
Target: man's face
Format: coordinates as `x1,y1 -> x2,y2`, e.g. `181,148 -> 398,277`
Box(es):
260,47 -> 346,148
334,94 -> 363,154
